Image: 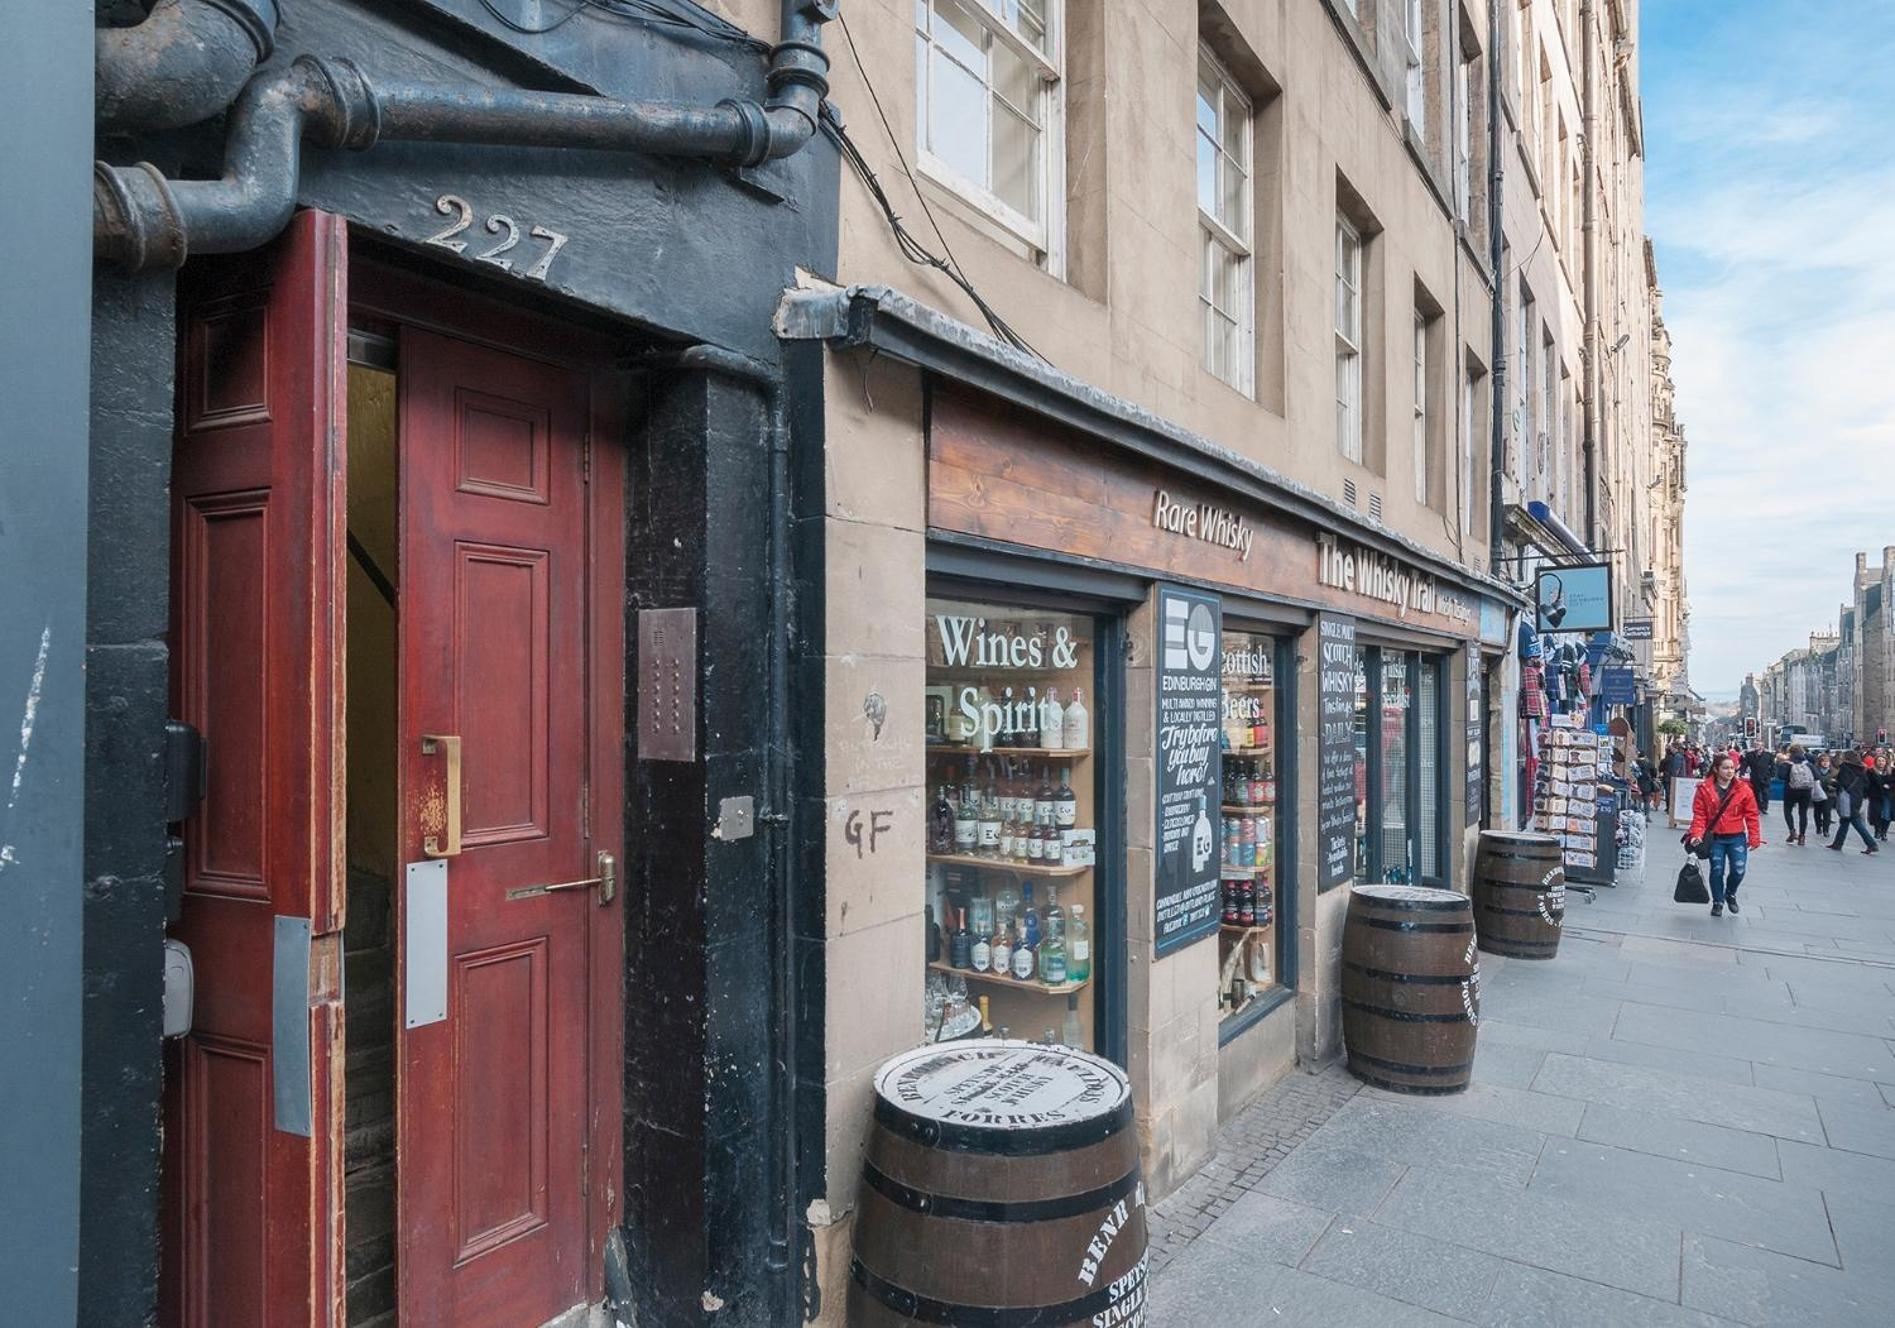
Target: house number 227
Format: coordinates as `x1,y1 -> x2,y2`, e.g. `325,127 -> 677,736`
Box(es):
424,194 -> 569,281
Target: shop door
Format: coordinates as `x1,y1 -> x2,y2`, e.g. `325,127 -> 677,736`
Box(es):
162,210 -> 349,1328
395,323 -> 622,1328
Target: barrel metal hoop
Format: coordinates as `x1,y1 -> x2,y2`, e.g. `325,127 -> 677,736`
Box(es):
1342,997 -> 1474,1024
862,1160 -> 1142,1224
1342,961 -> 1472,985
851,1256 -> 1147,1327
1355,917 -> 1474,935
873,1095 -> 1134,1157
1347,1048 -> 1474,1075
1349,1069 -> 1473,1096
1479,903 -> 1563,918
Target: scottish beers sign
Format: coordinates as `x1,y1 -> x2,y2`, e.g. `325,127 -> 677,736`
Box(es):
1155,586 -> 1222,955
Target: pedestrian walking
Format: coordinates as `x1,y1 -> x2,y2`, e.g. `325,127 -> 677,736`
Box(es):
1781,743 -> 1817,845
1826,750 -> 1880,854
1812,752 -> 1835,837
1867,754 -> 1891,841
1687,753 -> 1762,917
1744,742 -> 1774,820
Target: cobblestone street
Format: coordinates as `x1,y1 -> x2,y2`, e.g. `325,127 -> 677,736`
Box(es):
1149,835 -> 1895,1325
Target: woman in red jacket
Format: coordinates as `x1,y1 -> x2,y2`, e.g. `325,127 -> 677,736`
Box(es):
1687,753 -> 1764,917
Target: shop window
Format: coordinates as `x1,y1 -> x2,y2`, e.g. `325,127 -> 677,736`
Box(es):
1380,652 -> 1412,880
923,596 -> 1098,1051
914,0 -> 1064,262
1353,645 -> 1453,884
1217,630 -> 1286,1021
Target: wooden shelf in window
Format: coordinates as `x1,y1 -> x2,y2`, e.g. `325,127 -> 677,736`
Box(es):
929,960 -> 1091,996
928,853 -> 1091,877
1221,803 -> 1277,815
1217,865 -> 1272,878
929,744 -> 1091,759
1220,923 -> 1274,938
1224,745 -> 1272,757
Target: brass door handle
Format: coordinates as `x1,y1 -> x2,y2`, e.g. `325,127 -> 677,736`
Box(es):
420,734 -> 462,857
504,852 -> 617,904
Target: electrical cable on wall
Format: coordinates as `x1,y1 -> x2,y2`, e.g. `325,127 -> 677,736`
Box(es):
477,0 -> 768,50
828,10 -> 1043,360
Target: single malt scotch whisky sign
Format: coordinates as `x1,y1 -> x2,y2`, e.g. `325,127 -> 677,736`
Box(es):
1317,615 -> 1359,889
1155,586 -> 1223,956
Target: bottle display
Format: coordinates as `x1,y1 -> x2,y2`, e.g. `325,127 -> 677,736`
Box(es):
1218,629 -> 1285,1019
926,599 -> 1098,1048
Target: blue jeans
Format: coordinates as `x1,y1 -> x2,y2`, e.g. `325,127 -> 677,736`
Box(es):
1833,806 -> 1875,850
1708,834 -> 1748,904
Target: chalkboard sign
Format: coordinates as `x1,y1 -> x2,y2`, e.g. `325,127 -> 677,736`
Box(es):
1466,643 -> 1484,827
1154,586 -> 1223,956
1317,615 -> 1358,890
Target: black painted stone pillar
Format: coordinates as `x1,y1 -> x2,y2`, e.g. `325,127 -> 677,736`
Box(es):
620,361 -> 787,1326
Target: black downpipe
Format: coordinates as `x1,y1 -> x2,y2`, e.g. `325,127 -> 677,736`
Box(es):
96,0 -> 278,134
659,342 -> 802,1320
95,1 -> 832,270
1486,0 -> 1508,576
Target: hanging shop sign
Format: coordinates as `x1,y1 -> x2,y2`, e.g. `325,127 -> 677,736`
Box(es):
1154,586 -> 1223,955
1622,618 -> 1654,641
1600,666 -> 1636,705
1466,643 -> 1484,827
1533,563 -> 1613,634
1316,615 -> 1358,889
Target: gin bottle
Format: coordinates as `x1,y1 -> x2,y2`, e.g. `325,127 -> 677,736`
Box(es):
1064,687 -> 1090,750
1039,687 -> 1065,750
1067,905 -> 1091,982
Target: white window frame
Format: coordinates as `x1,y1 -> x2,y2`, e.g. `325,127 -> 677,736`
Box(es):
1197,47 -> 1254,396
1413,313 -> 1430,505
1404,0 -> 1427,134
914,0 -> 1066,266
1335,219 -> 1364,464
1541,331 -> 1556,496
1515,283 -> 1534,490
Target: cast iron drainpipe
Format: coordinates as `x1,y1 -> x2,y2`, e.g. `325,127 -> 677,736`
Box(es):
94,0 -> 834,271
96,0 -> 279,135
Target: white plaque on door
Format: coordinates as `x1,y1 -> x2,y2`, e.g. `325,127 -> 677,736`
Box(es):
405,858 -> 449,1029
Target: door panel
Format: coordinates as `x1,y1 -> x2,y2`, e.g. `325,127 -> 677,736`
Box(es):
398,326 -> 600,1328
163,210 -> 348,1328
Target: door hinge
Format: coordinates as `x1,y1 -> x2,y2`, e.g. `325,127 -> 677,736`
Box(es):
581,775 -> 591,839
582,428 -> 592,483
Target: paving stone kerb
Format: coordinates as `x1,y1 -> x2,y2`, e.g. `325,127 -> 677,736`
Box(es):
1150,838 -> 1895,1324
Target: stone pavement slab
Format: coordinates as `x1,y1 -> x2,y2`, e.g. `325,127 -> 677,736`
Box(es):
1528,1139 -> 1836,1264
1371,1163 -> 1686,1300
1530,1052 -> 1825,1142
1304,1096 -> 1548,1186
1477,1263 -> 1738,1328
1299,1214 -> 1503,1320
1575,1101 -> 1781,1178
1359,1079 -> 1585,1136
1193,1189 -> 1333,1265
1610,999 -> 1895,1081
1149,1236 -> 1467,1327
1255,1140 -> 1408,1215
1681,1234 -> 1892,1326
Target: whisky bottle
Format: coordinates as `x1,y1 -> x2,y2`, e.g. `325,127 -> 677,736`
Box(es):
929,781 -> 954,854
1062,993 -> 1083,1048
1035,765 -> 1056,826
979,995 -> 993,1034
970,920 -> 992,973
1024,811 -> 1045,861
1067,905 -> 1090,982
1065,687 -> 1090,750
977,765 -> 1002,858
1041,816 -> 1064,867
1055,768 -> 1078,829
950,908 -> 972,969
994,881 -> 1020,937
1021,882 -> 1041,953
954,758 -> 979,854
990,923 -> 1013,983
1039,687 -> 1065,750
1040,928 -> 1067,985
1010,917 -> 1035,980
1043,885 -> 1064,946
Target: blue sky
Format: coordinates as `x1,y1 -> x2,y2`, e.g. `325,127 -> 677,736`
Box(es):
1643,0 -> 1895,699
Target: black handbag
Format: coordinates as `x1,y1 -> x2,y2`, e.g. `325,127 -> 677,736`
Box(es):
1682,781 -> 1740,860
1674,859 -> 1710,904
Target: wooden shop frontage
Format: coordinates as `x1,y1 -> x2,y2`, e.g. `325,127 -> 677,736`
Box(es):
779,286 -> 1524,1321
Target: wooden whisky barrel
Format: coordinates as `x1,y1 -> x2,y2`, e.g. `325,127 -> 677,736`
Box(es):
1472,830 -> 1566,959
849,1042 -> 1148,1327
1341,884 -> 1480,1096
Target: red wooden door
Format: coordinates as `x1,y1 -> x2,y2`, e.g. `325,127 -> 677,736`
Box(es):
162,210 -> 348,1328
396,325 -> 618,1327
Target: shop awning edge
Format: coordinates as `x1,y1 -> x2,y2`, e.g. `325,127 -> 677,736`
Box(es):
777,282 -> 1528,610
